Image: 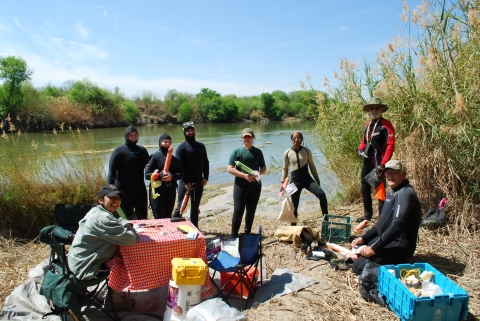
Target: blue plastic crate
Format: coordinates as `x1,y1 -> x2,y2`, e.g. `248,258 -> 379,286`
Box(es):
378,262 -> 469,321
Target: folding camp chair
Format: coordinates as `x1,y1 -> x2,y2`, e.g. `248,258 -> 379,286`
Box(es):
209,226 -> 263,310
41,242 -> 117,321
39,204 -> 119,321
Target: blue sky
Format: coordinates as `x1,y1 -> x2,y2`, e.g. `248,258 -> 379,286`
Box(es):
0,1 -> 422,98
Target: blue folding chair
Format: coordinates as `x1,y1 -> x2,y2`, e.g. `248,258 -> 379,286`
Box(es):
209,226 -> 263,310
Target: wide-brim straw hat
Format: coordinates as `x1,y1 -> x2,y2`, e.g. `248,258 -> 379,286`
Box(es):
363,97 -> 389,112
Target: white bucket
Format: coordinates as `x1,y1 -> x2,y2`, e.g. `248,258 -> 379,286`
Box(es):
164,279 -> 201,321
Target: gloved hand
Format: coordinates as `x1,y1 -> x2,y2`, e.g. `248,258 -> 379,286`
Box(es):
357,149 -> 364,158
152,172 -> 160,181
375,164 -> 385,175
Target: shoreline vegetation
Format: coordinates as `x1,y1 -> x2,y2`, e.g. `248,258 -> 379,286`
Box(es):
1,1 -> 479,319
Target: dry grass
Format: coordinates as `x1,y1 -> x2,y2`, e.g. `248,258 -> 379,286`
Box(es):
1,203 -> 478,320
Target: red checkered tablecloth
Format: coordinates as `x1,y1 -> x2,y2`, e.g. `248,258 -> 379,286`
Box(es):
106,218 -> 214,297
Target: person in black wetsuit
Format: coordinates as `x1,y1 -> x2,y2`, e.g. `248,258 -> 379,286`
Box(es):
351,160 -> 421,274
356,97 -> 395,222
108,125 -> 149,219
172,122 -> 209,228
145,133 -> 183,219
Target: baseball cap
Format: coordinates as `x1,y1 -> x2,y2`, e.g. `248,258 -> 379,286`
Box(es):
98,185 -> 124,198
384,160 -> 404,171
241,128 -> 254,137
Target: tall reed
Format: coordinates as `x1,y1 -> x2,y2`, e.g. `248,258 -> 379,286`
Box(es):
311,0 -> 480,231
0,117 -> 105,238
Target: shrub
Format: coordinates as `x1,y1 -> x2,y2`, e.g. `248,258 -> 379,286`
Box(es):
121,101 -> 141,124
178,102 -> 193,122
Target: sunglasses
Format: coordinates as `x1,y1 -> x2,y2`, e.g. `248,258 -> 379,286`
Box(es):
182,121 -> 194,128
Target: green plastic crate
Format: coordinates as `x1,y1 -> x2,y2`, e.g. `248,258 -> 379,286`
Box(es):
321,214 -> 351,243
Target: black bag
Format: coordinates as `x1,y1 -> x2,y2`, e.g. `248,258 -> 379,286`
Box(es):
421,208 -> 446,225
364,169 -> 382,189
358,261 -> 387,306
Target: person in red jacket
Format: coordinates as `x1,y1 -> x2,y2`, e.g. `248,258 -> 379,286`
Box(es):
356,98 -> 395,222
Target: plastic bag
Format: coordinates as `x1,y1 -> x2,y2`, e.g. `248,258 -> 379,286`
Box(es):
421,281 -> 443,297
358,261 -> 387,306
186,298 -> 247,321
421,208 -> 446,225
282,183 -> 298,198
364,169 -> 382,189
278,197 -> 297,223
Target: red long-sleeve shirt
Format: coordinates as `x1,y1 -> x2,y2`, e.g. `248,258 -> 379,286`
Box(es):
358,117 -> 395,165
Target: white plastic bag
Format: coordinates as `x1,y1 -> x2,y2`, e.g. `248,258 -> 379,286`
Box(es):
282,183 -> 298,198
278,197 -> 297,223
186,298 -> 247,321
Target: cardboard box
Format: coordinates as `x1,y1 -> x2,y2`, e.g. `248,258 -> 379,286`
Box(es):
171,258 -> 207,286
220,267 -> 258,299
378,262 -> 469,321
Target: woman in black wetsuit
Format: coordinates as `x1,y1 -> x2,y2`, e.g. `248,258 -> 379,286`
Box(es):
145,133 -> 183,219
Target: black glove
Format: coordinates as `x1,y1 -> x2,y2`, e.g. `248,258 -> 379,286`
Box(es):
375,164 -> 385,175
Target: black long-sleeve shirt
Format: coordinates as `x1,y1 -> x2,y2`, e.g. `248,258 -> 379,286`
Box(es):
145,150 -> 183,188
362,179 -> 421,256
175,140 -> 209,185
107,126 -> 149,191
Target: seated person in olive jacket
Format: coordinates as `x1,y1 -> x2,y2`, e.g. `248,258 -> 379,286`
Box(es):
68,185 -> 138,281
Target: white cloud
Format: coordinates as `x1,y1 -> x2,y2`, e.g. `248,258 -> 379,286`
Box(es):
13,17 -> 28,32
31,35 -> 109,63
0,18 -> 12,34
75,21 -> 89,40
39,19 -> 58,35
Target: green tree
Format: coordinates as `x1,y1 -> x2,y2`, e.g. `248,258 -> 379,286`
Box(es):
41,84 -> 64,100
0,56 -> 33,117
177,101 -> 193,122
260,92 -> 275,118
196,88 -> 223,122
121,101 -> 140,123
67,79 -> 115,112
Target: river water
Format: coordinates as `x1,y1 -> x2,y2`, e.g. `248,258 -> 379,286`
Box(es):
20,121 -> 334,189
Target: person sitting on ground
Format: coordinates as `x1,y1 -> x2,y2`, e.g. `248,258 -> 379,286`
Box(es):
281,131 -> 328,225
351,160 -> 421,274
68,185 -> 138,281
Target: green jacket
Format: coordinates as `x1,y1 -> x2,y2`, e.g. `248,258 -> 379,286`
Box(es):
67,205 -> 138,280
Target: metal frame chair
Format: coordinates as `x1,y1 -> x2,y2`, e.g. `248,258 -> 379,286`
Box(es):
40,204 -> 118,321
209,226 -> 263,310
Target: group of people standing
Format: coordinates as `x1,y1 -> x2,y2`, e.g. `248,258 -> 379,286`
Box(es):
108,122 -> 209,228
107,122 -> 330,236
70,98 -> 422,285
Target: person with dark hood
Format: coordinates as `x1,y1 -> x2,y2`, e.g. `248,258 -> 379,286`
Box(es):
108,125 -> 149,219
281,131 -> 328,225
172,122 -> 209,228
356,98 -> 395,223
145,133 -> 183,219
351,160 -> 421,274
